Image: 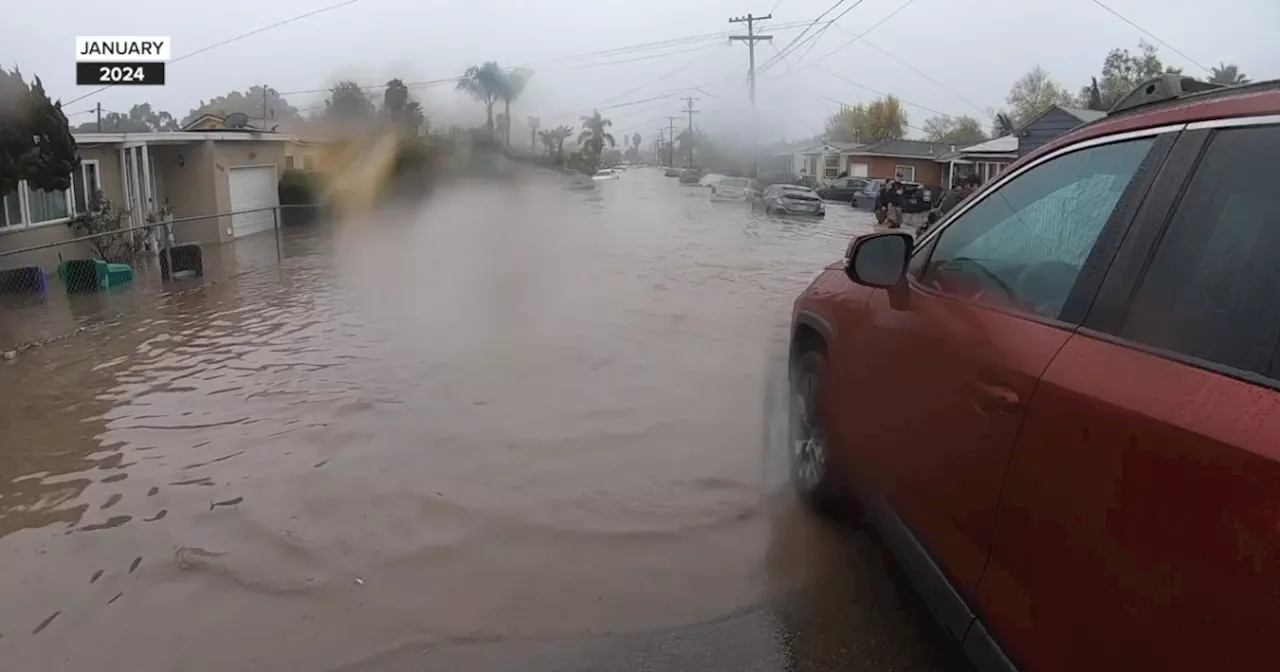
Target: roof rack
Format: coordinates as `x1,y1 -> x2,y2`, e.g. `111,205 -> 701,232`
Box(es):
1108,74 -> 1224,115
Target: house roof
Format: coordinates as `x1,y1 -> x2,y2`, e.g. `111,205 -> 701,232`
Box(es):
181,113 -> 226,131
73,131 -> 293,144
1059,106 -> 1108,123
843,138 -> 950,159
792,141 -> 862,155
957,135 -> 1018,154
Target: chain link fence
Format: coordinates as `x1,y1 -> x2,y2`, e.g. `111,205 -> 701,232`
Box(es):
0,204 -> 326,355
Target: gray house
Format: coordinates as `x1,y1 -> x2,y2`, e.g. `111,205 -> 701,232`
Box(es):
1015,105 -> 1107,158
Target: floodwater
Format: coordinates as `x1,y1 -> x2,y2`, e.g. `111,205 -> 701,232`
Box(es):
0,169 -> 956,671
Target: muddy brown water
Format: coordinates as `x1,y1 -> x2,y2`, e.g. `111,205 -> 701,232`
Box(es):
0,170 -> 945,671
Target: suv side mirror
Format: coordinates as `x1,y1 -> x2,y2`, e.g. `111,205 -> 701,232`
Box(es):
845,232 -> 912,288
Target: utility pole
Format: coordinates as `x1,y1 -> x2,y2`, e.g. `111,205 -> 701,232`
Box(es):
261,84 -> 269,129
729,13 -> 772,176
655,128 -> 666,164
681,97 -> 699,168
666,116 -> 680,168
96,102 -> 102,132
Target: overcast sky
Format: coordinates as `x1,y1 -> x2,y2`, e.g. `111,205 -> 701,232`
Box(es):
4,0 -> 1277,144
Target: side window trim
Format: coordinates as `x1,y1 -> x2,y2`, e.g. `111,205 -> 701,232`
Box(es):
905,130 -> 1179,326
1081,129 -> 1213,334
1081,117 -> 1280,384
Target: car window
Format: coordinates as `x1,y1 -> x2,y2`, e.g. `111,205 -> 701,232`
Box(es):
919,137 -> 1154,321
1117,125 -> 1280,379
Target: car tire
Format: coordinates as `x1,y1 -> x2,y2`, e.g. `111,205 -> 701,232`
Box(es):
789,348 -> 844,510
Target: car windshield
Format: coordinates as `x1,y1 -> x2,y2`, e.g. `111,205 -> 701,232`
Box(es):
782,187 -> 815,195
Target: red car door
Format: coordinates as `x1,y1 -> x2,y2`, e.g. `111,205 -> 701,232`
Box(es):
841,133 -> 1166,623
973,121 -> 1280,671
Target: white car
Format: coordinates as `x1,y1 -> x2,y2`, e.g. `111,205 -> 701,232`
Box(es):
699,173 -> 727,187
592,169 -> 620,180
710,177 -> 755,201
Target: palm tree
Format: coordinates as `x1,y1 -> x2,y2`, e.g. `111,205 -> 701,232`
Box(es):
497,68 -> 533,145
577,109 -> 615,169
1209,62 -> 1249,86
455,61 -> 504,135
552,125 -> 573,158
631,133 -> 641,151
537,129 -> 556,156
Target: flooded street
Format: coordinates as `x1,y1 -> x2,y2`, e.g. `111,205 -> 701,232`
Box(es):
1,169 -> 960,671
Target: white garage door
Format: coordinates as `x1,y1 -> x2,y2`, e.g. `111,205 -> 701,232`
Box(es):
228,165 -> 279,238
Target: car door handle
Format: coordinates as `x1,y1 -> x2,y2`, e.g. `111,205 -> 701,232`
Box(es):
973,383 -> 1021,414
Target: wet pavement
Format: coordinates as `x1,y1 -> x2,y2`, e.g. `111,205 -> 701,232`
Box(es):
0,169 -> 963,671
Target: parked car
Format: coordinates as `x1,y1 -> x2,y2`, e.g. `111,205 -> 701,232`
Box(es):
754,184 -> 825,216
678,168 -> 703,185
710,176 -> 754,201
592,168 -> 619,180
816,177 -> 875,202
664,167 -> 681,177
848,178 -> 886,208
784,75 -> 1279,672
899,182 -> 933,213
699,173 -> 727,188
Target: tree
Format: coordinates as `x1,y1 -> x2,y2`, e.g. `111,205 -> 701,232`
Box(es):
1005,65 -> 1076,127
1209,62 -> 1249,86
537,128 -> 555,156
74,103 -> 180,132
0,68 -> 78,195
496,67 -> 532,145
823,95 -> 907,143
577,109 -> 615,171
548,124 -> 573,157
183,85 -> 302,127
324,80 -> 375,122
991,112 -> 1016,138
383,79 -> 425,135
455,61 -> 504,135
528,116 -> 540,150
922,115 -> 988,145
1085,77 -> 1105,111
1078,41 -> 1185,111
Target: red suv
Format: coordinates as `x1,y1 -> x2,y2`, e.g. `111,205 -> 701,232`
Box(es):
786,75 -> 1280,672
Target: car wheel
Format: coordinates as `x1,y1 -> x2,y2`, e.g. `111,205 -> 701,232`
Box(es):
789,349 -> 842,509
849,197 -> 858,208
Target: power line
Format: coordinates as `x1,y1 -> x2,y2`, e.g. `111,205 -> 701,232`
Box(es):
808,0 -> 916,67
64,0 -> 367,107
757,0 -> 848,72
596,45 -> 724,107
1087,0 -> 1209,73
858,38 -> 989,116
766,0 -> 868,72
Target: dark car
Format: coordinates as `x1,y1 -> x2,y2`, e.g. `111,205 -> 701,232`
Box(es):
784,75 -> 1280,672
816,177 -> 876,202
664,167 -> 681,177
848,178 -> 887,208
678,168 -> 702,185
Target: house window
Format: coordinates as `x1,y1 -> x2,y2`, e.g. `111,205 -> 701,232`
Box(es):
303,156 -> 315,171
895,165 -> 916,182
848,162 -> 869,178
824,154 -> 839,178
286,155 -> 296,170
2,188 -> 23,228
74,160 -> 102,213
24,183 -> 70,224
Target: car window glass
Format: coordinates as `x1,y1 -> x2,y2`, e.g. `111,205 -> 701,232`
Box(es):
921,138 -> 1153,321
1118,125 -> 1280,379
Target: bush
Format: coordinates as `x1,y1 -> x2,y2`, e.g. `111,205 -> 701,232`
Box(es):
67,192 -> 144,263
278,168 -> 323,205
278,169 -> 326,225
